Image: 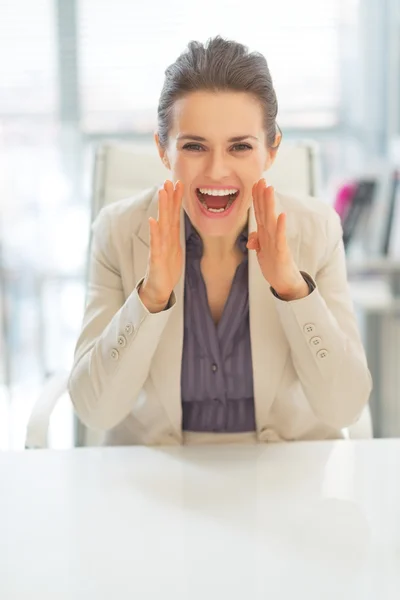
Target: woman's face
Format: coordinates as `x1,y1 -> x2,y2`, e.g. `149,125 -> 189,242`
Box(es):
155,91 -> 278,238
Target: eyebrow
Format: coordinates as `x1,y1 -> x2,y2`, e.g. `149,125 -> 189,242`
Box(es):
176,134 -> 259,143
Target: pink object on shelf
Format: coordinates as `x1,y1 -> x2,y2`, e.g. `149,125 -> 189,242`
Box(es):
334,182 -> 358,221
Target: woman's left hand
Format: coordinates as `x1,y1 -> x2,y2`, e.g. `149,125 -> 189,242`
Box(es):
247,179 -> 310,301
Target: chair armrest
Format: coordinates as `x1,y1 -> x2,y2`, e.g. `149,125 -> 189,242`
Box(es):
25,371 -> 70,449
345,405 -> 373,439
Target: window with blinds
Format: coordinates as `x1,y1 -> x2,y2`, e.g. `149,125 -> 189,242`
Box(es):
0,0 -> 359,130
0,0 -> 57,116
78,0 -> 356,133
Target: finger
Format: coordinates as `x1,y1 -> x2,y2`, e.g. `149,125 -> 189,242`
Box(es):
164,179 -> 174,197
165,179 -> 175,219
264,186 -> 277,237
172,180 -> 183,231
257,179 -> 268,227
157,188 -> 170,234
148,217 -> 161,260
162,179 -> 174,218
247,231 -> 260,252
252,180 -> 264,227
275,212 -> 287,252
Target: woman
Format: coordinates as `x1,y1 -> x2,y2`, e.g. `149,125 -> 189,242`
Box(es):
69,36 -> 372,446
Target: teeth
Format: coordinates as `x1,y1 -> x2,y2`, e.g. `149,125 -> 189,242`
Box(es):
198,188 -> 238,196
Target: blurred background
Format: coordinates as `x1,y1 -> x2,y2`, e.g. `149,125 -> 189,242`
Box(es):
1,0 -> 400,449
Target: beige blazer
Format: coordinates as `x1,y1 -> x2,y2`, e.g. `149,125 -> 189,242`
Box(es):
68,186 -> 372,445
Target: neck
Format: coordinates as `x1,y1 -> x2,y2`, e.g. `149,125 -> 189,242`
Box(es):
201,214 -> 248,260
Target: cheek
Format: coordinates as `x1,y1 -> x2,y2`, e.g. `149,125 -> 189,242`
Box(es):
171,154 -> 197,180
171,156 -> 199,208
171,153 -> 264,211
236,192 -> 254,219
241,158 -> 264,206
249,152 -> 266,176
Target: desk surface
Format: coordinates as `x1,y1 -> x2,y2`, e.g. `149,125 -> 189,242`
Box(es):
1,441 -> 400,600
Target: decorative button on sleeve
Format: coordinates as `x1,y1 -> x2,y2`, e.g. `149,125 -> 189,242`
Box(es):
110,349 -> 119,361
124,323 -> 134,336
117,335 -> 127,348
303,323 -> 316,335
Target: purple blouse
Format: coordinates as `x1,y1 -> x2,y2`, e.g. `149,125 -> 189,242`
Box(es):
181,214 -> 256,433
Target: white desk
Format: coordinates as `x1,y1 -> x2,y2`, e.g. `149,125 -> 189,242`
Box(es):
1,441 -> 400,599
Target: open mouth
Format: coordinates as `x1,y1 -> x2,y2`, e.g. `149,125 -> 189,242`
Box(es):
195,188 -> 240,214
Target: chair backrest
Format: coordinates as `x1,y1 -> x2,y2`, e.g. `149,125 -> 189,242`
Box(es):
91,139 -> 321,221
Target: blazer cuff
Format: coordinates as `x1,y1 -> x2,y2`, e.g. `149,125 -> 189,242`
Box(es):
270,271 -> 316,301
136,278 -> 176,313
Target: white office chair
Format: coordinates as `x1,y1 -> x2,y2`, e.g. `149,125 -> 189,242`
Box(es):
25,139 -> 372,448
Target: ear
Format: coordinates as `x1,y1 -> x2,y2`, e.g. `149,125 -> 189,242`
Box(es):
264,148 -> 278,171
154,132 -> 171,170
263,131 -> 282,171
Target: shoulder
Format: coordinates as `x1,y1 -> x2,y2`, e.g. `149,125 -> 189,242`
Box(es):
92,185 -> 158,242
276,189 -> 342,244
275,190 -> 343,270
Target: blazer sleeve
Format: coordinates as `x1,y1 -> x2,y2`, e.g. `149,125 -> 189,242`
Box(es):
68,208 -> 175,431
272,208 -> 372,429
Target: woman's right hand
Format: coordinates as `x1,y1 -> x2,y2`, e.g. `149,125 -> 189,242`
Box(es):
139,180 -> 184,313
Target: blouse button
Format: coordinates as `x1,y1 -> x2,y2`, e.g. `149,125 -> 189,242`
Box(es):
211,363 -> 218,373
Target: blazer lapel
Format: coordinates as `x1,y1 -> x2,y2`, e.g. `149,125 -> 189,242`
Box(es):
249,191 -> 298,430
132,188 -> 186,437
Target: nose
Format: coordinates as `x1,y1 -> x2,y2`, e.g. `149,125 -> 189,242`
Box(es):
203,149 -> 232,181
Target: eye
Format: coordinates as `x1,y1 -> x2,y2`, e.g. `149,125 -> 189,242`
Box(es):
183,143 -> 205,152
231,143 -> 252,151
182,142 -> 252,152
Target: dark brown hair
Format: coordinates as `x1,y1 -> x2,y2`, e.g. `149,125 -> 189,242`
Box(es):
157,35 -> 282,151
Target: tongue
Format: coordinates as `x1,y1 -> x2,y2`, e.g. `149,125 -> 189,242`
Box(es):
202,193 -> 229,209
